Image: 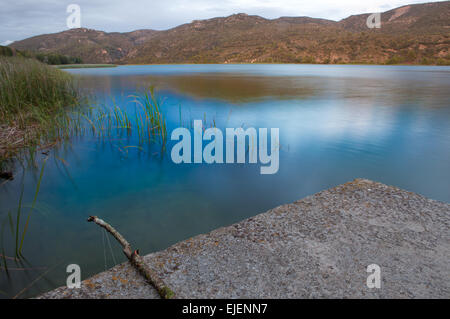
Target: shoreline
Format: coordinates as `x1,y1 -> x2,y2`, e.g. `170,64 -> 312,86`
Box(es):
54,64 -> 117,69
38,179 -> 450,299
116,62 -> 450,67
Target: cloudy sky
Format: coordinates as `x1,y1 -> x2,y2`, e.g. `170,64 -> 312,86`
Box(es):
0,0 -> 445,45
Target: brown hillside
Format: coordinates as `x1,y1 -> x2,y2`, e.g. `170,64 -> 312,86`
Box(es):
10,1 -> 450,65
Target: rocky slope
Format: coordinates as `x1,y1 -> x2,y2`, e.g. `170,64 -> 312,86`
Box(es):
10,1 -> 450,65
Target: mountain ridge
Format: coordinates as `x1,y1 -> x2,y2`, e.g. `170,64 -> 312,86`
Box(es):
9,1 -> 450,65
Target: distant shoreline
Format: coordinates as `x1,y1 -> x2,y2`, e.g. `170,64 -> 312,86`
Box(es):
54,64 -> 117,69
111,62 -> 450,67
53,62 -> 450,70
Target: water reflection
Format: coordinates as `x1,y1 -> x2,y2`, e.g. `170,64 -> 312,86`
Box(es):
1,64 -> 449,298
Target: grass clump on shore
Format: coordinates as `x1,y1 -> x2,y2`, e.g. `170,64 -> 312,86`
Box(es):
0,56 -> 167,170
0,56 -> 82,163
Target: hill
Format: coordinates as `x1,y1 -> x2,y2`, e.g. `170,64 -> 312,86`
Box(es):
10,28 -> 158,64
9,1 -> 450,65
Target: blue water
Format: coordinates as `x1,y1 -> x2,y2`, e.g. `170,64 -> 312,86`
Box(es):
1,64 -> 449,298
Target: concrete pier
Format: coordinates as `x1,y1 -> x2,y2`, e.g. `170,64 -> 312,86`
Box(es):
38,179 -> 450,299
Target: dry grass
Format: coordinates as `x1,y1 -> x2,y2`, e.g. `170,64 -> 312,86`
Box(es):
0,124 -> 38,160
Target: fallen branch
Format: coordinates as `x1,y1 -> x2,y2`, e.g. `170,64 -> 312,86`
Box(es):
87,216 -> 175,299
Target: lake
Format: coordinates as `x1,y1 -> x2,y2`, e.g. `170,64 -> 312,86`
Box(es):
1,64 -> 449,298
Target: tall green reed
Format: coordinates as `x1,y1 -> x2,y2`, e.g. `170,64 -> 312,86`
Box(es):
0,158 -> 47,266
0,56 -> 80,127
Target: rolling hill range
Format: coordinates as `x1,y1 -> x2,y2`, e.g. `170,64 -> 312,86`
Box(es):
9,1 -> 450,65
10,29 -> 158,63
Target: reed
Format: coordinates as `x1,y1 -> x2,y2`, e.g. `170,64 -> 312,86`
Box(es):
89,88 -> 167,146
0,57 -> 166,164
0,56 -> 82,163
0,157 -> 47,278
0,56 -> 80,125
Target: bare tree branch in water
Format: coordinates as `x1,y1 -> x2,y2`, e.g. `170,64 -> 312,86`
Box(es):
87,216 -> 175,299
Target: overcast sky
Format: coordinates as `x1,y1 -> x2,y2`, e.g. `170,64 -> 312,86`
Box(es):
0,0 -> 445,45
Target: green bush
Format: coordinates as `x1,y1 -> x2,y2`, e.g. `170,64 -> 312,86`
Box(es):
385,56 -> 404,65
35,52 -> 83,65
436,58 -> 450,66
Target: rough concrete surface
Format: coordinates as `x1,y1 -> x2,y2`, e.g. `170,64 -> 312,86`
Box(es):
38,179 -> 450,299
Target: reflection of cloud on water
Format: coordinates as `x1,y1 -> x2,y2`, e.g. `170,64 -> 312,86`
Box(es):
256,99 -> 398,153
317,102 -> 396,141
